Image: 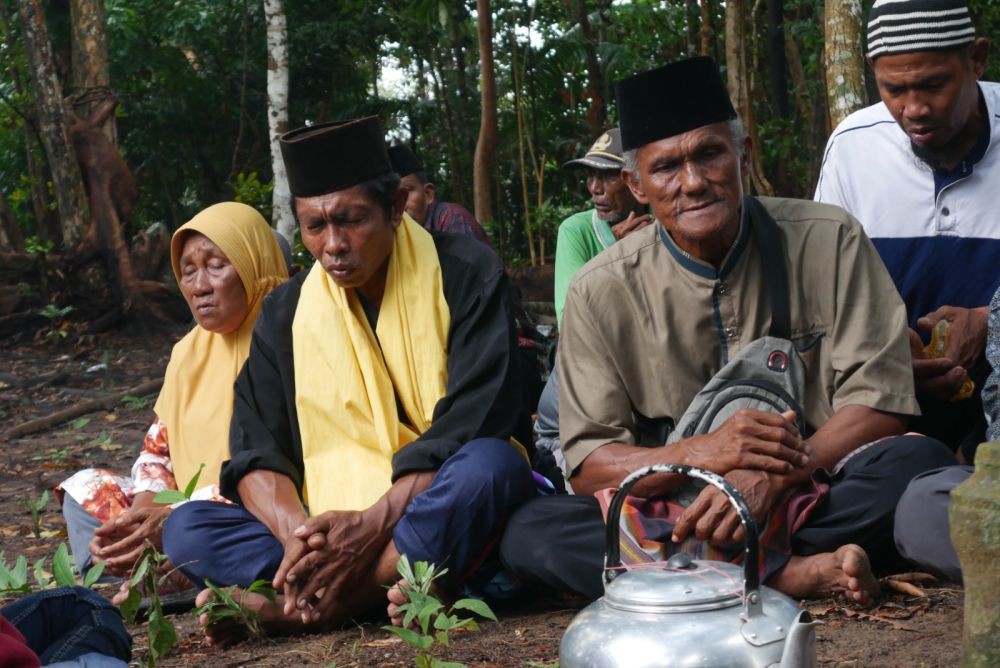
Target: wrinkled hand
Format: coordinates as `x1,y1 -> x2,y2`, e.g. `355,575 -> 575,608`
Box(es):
909,329 -> 969,401
610,212 -> 652,240
917,305 -> 988,370
682,409 -> 809,476
672,469 -> 791,547
89,505 -> 171,576
272,510 -> 386,623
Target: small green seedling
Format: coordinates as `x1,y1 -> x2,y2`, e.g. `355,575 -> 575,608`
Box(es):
194,578 -> 276,638
382,555 -> 497,668
121,394 -> 149,411
32,447 -> 72,464
0,543 -> 104,598
153,463 -> 205,505
119,545 -> 177,667
20,490 -> 49,538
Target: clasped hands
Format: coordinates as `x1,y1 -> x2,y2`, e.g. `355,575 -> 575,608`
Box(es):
670,408 -> 813,548
272,509 -> 385,624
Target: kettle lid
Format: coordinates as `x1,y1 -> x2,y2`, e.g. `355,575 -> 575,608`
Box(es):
604,555 -> 744,613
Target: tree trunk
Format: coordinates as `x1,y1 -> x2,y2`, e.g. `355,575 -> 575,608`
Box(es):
576,0 -> 606,135
263,0 -> 293,242
473,0 -> 497,224
69,0 -> 114,144
700,0 -> 712,58
0,191 -> 25,252
824,0 -> 865,128
766,0 -> 789,119
725,0 -> 774,196
510,27 -> 536,266
16,0 -> 90,249
686,0 -> 700,55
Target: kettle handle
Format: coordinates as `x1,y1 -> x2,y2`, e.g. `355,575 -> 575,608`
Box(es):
603,464 -> 764,619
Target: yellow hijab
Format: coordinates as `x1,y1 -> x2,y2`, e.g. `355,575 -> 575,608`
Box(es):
154,202 -> 288,490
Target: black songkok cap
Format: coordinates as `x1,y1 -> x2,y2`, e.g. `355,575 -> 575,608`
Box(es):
387,144 -> 424,178
867,0 -> 975,60
279,116 -> 392,197
615,56 -> 737,152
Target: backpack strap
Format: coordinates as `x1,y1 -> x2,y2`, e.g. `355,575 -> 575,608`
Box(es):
743,197 -> 791,339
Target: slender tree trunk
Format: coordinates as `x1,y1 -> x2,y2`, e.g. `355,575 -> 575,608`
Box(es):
263,0 -> 293,242
686,0 -> 700,55
824,0 -> 865,128
473,0 -> 497,224
576,0 -> 606,134
700,0 -> 712,57
69,0 -> 114,144
450,1 -> 475,158
510,28 -> 536,266
766,0 -> 789,119
0,191 -> 25,252
725,0 -> 774,196
17,0 -> 90,249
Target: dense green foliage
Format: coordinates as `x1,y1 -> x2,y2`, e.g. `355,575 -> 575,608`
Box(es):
1,0 -> 998,267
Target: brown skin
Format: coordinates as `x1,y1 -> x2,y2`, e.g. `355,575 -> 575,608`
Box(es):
580,122 -> 906,601
870,39 -> 991,399
296,183 -> 406,304
585,167 -> 650,238
398,173 -> 435,226
91,233 -> 250,577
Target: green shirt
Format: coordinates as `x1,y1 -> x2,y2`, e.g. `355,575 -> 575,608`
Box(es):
554,209 -> 616,326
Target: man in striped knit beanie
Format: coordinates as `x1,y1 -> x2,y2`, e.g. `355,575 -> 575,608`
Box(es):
817,0 -> 995,584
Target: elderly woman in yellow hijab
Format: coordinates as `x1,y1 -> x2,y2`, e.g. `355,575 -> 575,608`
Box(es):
59,202 -> 288,579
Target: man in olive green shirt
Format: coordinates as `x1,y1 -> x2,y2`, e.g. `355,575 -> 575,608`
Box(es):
554,128 -> 650,326
501,57 -> 955,603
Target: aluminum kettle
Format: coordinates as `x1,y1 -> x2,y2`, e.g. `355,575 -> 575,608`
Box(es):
559,464 -> 818,668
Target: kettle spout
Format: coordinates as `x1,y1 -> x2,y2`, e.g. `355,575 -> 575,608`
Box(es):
778,611 -> 819,668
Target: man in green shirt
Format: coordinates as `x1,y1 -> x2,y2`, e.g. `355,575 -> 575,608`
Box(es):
554,128 -> 650,325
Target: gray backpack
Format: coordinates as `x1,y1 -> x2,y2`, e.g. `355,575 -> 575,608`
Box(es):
665,198 -> 808,503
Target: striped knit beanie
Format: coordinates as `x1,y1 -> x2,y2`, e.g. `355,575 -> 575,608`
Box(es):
868,0 -> 976,59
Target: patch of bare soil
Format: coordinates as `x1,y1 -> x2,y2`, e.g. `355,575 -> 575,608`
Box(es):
0,332 -> 965,667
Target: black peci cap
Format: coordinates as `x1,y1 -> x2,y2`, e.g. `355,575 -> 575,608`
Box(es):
387,144 -> 424,178
615,57 -> 737,152
279,116 -> 392,198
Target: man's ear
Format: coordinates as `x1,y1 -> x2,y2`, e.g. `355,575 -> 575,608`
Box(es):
623,168 -> 648,204
424,182 -> 436,204
969,37 -> 989,78
391,186 -> 407,228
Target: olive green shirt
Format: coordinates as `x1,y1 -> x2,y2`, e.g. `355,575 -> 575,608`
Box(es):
558,197 -> 919,473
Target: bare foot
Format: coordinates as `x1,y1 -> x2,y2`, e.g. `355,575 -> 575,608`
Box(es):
195,586 -> 306,647
769,544 -> 881,607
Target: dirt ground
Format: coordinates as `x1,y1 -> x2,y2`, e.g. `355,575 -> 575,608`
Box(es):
0,327 -> 965,667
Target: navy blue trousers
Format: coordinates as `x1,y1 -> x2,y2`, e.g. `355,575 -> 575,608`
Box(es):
1,586 -> 132,665
162,438 -> 535,590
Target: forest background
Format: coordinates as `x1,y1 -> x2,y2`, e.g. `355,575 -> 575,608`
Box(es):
1,0 -> 998,323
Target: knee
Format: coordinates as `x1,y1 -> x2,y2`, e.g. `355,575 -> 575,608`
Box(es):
161,500 -> 217,565
456,438 -> 532,487
877,435 -> 957,474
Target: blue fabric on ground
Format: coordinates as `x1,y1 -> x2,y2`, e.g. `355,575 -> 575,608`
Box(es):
162,437 -> 534,590
161,501 -> 284,589
1,586 -> 132,665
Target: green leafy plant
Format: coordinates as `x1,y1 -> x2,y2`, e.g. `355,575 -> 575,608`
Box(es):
194,578 -> 276,638
119,545 -> 176,667
153,463 -> 205,505
24,236 -> 54,257
0,543 -> 104,598
382,555 -> 497,668
32,447 -> 72,464
20,490 -> 49,538
121,394 -> 150,411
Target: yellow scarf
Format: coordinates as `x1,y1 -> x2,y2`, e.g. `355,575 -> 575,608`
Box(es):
155,202 -> 288,490
292,214 -> 451,513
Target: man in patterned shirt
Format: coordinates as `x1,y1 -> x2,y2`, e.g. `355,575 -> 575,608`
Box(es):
388,144 -> 493,248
